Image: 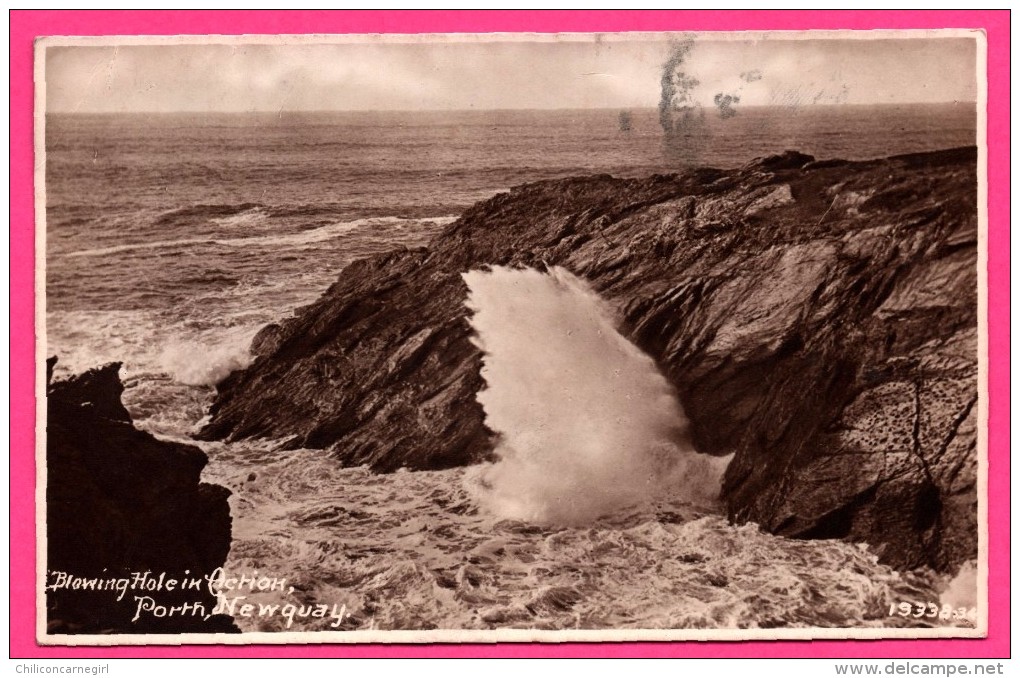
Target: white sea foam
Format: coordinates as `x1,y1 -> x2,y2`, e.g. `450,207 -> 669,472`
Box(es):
64,215 -> 458,258
463,265 -> 731,525
939,560 -> 978,609
199,455 -> 951,633
158,326 -> 257,387
45,309 -> 163,377
47,309 -> 259,388
210,206 -> 270,228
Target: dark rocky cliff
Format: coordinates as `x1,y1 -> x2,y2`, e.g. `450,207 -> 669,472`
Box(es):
47,360 -> 237,634
199,147 -> 978,574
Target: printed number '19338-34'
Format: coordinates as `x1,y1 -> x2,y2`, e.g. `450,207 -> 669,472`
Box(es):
889,602 -> 977,623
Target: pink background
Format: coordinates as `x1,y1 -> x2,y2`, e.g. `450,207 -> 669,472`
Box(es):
10,10 -> 1009,659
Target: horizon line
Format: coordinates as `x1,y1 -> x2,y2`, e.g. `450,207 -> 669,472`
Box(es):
47,101 -> 979,115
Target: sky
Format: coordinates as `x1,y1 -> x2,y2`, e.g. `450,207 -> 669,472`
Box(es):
44,34 -> 979,113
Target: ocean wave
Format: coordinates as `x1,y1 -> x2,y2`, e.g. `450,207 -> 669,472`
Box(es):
197,454 -> 958,633
45,309 -> 163,377
210,206 -> 270,228
153,203 -> 266,228
463,265 -> 729,524
158,326 -> 257,387
939,559 -> 978,609
63,215 -> 458,258
46,307 -> 261,394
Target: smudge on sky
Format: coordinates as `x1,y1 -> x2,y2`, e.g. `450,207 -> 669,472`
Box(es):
44,35 -> 979,113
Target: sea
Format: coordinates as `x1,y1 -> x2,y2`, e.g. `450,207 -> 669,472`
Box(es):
45,105 -> 978,633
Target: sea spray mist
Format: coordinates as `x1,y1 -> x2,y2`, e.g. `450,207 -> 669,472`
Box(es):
463,265 -> 730,524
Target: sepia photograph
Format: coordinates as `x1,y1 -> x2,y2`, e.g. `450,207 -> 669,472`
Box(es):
35,29 -> 986,644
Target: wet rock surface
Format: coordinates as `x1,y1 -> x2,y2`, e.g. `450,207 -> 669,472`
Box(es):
46,360 -> 238,634
200,147 -> 978,573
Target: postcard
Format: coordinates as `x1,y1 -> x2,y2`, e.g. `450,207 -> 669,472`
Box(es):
33,27 -> 989,646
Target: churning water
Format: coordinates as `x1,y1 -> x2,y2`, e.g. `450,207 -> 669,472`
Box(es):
45,107 -> 977,631
464,266 -> 730,524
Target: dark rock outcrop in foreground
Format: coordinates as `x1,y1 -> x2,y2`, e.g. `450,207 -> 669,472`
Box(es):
200,147 -> 978,573
47,359 -> 237,634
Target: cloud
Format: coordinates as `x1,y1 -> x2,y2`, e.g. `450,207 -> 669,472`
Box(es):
43,36 -> 978,113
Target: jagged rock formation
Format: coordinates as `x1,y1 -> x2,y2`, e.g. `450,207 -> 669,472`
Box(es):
46,360 -> 237,634
199,147 -> 978,573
